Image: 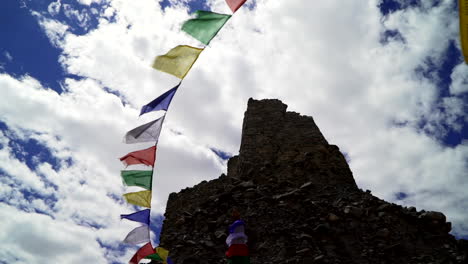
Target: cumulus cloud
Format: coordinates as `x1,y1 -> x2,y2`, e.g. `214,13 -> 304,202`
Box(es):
1,0 -> 467,262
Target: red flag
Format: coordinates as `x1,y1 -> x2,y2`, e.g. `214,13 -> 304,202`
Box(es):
225,0 -> 246,13
226,244 -> 249,257
120,146 -> 156,167
129,242 -> 154,264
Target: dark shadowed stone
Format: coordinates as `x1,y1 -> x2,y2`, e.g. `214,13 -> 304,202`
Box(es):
158,98 -> 467,264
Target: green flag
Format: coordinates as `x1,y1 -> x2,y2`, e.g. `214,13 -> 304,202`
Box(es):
182,10 -> 231,45
145,253 -> 163,261
121,170 -> 153,190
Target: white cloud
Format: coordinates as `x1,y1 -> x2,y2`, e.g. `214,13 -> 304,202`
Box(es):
0,204 -> 111,264
47,0 -> 61,16
0,69 -> 225,261
1,0 -> 467,262
450,63 -> 468,95
33,12 -> 69,47
77,0 -> 102,5
4,51 -> 13,61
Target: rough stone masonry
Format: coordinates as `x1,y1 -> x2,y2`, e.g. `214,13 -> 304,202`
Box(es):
159,98 -> 467,264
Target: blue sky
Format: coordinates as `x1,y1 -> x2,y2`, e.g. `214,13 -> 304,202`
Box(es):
0,0 -> 467,263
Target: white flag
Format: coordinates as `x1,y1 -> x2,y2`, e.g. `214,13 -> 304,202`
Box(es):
124,115 -> 165,144
226,223 -> 248,247
123,225 -> 150,245
226,232 -> 248,247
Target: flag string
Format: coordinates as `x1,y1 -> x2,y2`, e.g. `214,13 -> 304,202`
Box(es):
119,1 -> 249,263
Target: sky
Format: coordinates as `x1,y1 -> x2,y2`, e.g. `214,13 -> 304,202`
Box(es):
0,0 -> 467,263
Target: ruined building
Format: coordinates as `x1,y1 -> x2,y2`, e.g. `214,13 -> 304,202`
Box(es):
159,99 -> 467,264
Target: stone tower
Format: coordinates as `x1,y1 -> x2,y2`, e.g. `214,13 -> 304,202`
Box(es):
158,99 -> 466,264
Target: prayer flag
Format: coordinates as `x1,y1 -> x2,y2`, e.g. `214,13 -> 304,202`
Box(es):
156,247 -> 169,262
145,247 -> 170,263
121,170 -> 153,190
227,256 -> 250,264
226,232 -> 248,247
225,0 -> 246,13
124,190 -> 152,208
124,116 -> 165,144
152,45 -> 203,79
229,220 -> 245,233
140,83 -> 180,116
226,244 -> 249,257
182,11 -> 231,45
145,253 -> 163,261
120,146 -> 156,167
123,225 -> 150,245
227,219 -> 248,247
121,209 -> 150,225
129,242 -> 155,264
460,0 -> 468,63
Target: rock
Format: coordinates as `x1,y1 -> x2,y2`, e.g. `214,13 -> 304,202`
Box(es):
202,240 -> 215,248
314,223 -> 331,233
328,213 -> 340,222
273,189 -> 299,200
214,230 -> 225,239
376,228 -> 390,238
344,206 -> 363,218
296,248 -> 311,254
239,181 -> 255,189
420,211 -> 446,223
314,255 -> 325,262
377,204 -> 390,212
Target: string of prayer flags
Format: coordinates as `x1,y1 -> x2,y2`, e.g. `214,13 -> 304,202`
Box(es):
123,225 -> 151,245
226,220 -> 250,262
124,115 -> 165,144
123,190 -> 152,208
182,11 -> 231,45
460,0 -> 468,63
118,0 -> 251,261
152,45 -> 204,79
225,0 -> 247,13
121,170 -> 153,190
121,209 -> 150,225
140,83 -> 180,116
129,242 -> 155,264
120,146 -> 156,167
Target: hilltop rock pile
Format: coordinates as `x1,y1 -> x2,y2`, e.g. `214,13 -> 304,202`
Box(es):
159,99 -> 467,264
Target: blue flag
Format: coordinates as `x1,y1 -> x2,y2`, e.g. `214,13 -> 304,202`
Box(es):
121,209 -> 150,225
140,83 -> 180,116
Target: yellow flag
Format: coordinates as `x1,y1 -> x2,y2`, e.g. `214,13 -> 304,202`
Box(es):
123,190 -> 152,208
155,247 -> 169,263
152,45 -> 204,79
461,0 -> 468,63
